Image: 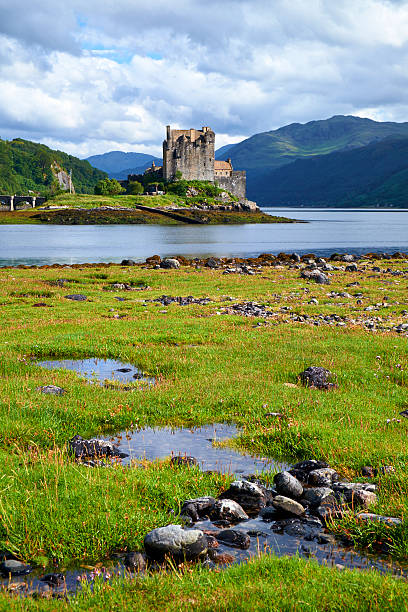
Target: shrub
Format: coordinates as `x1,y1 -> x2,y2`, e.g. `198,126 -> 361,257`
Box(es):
94,178 -> 125,196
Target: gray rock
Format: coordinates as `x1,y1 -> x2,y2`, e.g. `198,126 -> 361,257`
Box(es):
316,496 -> 345,521
144,524 -> 207,561
272,495 -> 305,516
215,529 -> 250,549
308,468 -> 339,487
69,434 -> 128,461
40,573 -> 65,586
37,385 -> 66,396
299,367 -> 336,390
121,259 -> 136,266
302,487 -> 334,507
259,506 -> 280,521
124,551 -> 146,571
64,294 -> 87,301
170,456 -> 197,467
292,460 -> 329,473
211,499 -> 249,522
180,497 -> 216,522
160,258 -> 180,269
0,559 -> 32,577
300,270 -> 330,285
357,513 -> 402,526
274,471 -> 303,499
342,489 -> 378,508
218,480 -> 267,512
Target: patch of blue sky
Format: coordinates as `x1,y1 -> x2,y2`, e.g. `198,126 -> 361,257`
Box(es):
147,52 -> 163,60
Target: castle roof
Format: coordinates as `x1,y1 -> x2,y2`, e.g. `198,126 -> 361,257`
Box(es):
214,160 -> 232,170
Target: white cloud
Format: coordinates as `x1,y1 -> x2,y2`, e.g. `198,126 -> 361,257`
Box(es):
1,0 -> 408,157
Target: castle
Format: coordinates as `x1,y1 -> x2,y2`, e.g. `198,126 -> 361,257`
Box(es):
161,125 -> 247,201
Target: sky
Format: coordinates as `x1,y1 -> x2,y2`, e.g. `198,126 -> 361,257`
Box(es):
1,0 -> 408,158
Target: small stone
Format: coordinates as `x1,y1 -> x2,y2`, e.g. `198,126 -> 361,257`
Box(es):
208,551 -> 236,565
170,456 -> 197,467
272,495 -> 305,516
144,524 -> 207,561
211,499 -> 249,522
302,487 -> 334,507
308,468 -> 339,487
274,471 -> 303,499
124,552 -> 146,572
160,258 -> 180,269
356,513 -> 402,526
180,497 -> 216,522
292,460 -> 329,473
215,529 -> 250,549
40,573 -> 65,586
37,385 -> 66,396
64,294 -> 87,301
218,480 -> 267,512
299,367 -> 336,390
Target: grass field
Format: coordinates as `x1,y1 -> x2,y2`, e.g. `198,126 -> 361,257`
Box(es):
0,255 -> 407,607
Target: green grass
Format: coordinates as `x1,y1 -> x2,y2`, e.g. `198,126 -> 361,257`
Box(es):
0,258 -> 408,606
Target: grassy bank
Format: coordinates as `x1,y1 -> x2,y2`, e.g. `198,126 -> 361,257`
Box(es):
0,255 -> 407,605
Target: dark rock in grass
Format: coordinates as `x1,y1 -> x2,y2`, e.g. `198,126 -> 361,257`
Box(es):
274,471 -> 303,499
302,487 -> 334,508
160,258 -> 180,269
361,465 -> 376,478
116,367 -> 132,373
315,496 -> 345,522
0,559 -> 32,577
218,480 -> 267,513
33,302 -> 50,307
64,294 -> 87,301
342,489 -> 378,509
308,468 -> 339,487
292,459 -> 329,473
299,367 -> 337,390
144,524 -> 207,561
356,513 -> 402,526
215,529 -> 250,550
346,264 -> 358,272
40,573 -> 65,586
114,296 -> 125,301
210,499 -> 249,522
206,258 -> 219,269
69,434 -> 128,461
180,497 -> 216,522
121,259 -> 136,266
124,552 -> 147,572
37,385 -> 66,396
272,495 -> 305,517
300,269 -> 330,285
399,410 -> 408,418
170,455 -> 197,468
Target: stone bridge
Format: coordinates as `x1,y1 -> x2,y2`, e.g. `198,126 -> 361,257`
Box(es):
0,195 -> 47,211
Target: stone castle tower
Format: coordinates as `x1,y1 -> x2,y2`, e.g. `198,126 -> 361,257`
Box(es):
163,126 -> 215,182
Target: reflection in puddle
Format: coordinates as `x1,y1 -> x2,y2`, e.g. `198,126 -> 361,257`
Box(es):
106,423 -> 289,476
36,358 -> 155,387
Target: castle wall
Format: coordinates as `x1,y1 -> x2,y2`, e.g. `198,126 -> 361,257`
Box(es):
163,126 -> 215,182
216,171 -> 246,201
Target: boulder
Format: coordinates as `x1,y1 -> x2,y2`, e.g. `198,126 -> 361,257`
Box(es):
69,434 -> 128,461
206,258 -> 219,269
210,499 -> 249,522
215,529 -> 251,549
218,480 -> 267,512
316,495 -> 345,522
160,258 -> 180,269
302,487 -> 334,508
308,468 -> 339,487
121,259 -> 136,266
274,471 -> 303,499
299,367 -> 336,390
0,559 -> 32,577
272,495 -> 305,516
180,497 -> 216,522
342,489 -> 378,509
144,524 -> 207,561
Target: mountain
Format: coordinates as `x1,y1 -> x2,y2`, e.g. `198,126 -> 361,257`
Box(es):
252,136 -> 408,206
217,115 -> 408,204
85,151 -> 159,175
215,143 -> 237,159
0,138 -> 106,195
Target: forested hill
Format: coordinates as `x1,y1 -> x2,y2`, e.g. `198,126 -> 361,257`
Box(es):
0,138 -> 106,195
218,115 -> 408,205
251,137 -> 408,207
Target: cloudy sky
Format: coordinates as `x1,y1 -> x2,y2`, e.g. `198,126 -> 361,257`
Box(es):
1,0 -> 408,158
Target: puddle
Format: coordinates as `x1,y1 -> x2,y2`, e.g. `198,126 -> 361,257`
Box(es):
105,423 -> 288,476
36,358 -> 155,387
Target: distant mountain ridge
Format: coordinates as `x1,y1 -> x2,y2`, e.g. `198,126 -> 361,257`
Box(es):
86,151 -> 159,175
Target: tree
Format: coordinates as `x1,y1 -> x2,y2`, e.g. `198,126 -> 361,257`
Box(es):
94,178 -> 125,195
127,180 -> 144,195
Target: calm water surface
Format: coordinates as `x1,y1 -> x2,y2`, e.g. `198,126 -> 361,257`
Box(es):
1,208 -> 408,266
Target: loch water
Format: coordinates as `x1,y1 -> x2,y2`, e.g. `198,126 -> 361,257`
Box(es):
1,208 -> 408,266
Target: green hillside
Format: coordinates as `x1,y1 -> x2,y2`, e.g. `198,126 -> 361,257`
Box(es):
251,136 -> 408,206
0,138 -> 107,195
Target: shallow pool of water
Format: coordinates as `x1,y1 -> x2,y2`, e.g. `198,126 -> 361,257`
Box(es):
36,358 -> 155,386
105,423 -> 288,476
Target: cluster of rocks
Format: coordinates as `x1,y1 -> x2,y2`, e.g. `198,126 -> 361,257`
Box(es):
64,294 -> 88,302
222,265 -> 261,276
106,282 -> 149,292
68,435 -> 128,466
152,295 -> 211,306
221,301 -> 276,318
299,367 -> 337,390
